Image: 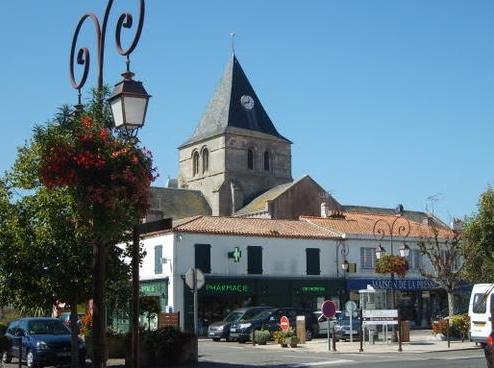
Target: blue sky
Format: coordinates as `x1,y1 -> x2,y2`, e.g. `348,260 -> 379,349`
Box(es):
1,1 -> 493,222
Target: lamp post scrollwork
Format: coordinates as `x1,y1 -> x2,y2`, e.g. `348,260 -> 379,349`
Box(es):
68,2 -> 148,368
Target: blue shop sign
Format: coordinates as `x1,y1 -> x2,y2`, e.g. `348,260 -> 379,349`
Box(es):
347,278 -> 439,291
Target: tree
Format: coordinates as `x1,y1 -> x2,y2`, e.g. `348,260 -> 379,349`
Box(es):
417,226 -> 463,317
462,188 -> 494,283
0,97 -> 155,367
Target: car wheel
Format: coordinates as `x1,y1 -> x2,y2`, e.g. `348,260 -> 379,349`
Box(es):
305,329 -> 313,341
212,338 -> 220,342
2,350 -> 12,363
26,350 -> 38,368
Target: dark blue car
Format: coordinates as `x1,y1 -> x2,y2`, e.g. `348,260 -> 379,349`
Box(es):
2,317 -> 86,368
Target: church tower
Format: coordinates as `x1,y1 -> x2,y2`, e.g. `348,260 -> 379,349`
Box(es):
178,54 -> 292,216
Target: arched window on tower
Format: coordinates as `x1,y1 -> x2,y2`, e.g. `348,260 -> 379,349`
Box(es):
202,148 -> 209,173
263,151 -> 270,171
247,149 -> 254,170
192,151 -> 200,176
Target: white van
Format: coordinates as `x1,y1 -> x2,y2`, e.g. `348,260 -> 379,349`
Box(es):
469,283 -> 494,343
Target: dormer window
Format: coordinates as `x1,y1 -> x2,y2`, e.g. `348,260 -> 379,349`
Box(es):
192,151 -> 200,176
263,151 -> 270,171
247,149 -> 254,170
202,148 -> 209,173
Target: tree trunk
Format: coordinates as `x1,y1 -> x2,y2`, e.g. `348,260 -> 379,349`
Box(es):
447,291 -> 455,318
70,300 -> 80,368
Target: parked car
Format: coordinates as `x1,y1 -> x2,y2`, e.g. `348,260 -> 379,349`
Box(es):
208,306 -> 273,341
334,316 -> 361,341
57,312 -> 84,328
313,310 -> 341,336
229,307 -> 319,343
2,317 -> 86,368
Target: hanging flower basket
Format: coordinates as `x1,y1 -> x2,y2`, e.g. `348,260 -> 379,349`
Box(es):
375,254 -> 409,277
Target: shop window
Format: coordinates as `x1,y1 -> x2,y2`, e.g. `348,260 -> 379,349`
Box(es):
154,245 -> 163,274
360,247 -> 376,269
248,246 -> 263,274
306,248 -> 320,275
247,149 -> 254,170
263,151 -> 270,171
195,243 -> 211,273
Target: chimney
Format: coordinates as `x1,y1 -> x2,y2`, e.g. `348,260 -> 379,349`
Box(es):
166,178 -> 178,188
395,204 -> 404,216
451,218 -> 464,231
321,202 -> 328,218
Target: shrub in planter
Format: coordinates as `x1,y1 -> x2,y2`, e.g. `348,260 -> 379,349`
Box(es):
285,336 -> 299,348
273,329 -> 294,347
432,314 -> 470,341
254,330 -> 270,345
138,327 -> 197,367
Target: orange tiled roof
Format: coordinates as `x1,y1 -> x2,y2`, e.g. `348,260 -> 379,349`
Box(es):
173,216 -> 340,240
301,212 -> 456,239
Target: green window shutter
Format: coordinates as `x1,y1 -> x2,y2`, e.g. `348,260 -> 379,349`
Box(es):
154,245 -> 163,274
247,246 -> 263,274
306,248 -> 320,275
195,244 -> 211,273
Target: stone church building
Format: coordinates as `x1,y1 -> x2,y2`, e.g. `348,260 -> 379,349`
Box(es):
148,53 -> 342,221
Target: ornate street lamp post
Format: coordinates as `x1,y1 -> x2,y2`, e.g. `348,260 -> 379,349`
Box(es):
69,2 -> 148,368
373,213 -> 411,347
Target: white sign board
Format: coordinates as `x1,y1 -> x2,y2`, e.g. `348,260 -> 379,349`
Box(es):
345,301 -> 357,315
362,309 -> 398,325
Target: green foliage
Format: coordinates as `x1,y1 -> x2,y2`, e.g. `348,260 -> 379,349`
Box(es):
375,254 -> 409,277
462,188 -> 494,283
273,328 -> 294,345
254,329 -> 271,344
0,94 -> 153,316
140,327 -> 196,366
140,296 -> 161,316
0,323 -> 7,335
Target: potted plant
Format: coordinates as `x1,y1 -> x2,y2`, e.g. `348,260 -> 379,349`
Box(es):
273,328 -> 294,348
254,330 -> 270,345
375,254 -> 409,277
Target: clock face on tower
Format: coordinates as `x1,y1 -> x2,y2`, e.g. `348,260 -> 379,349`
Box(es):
240,95 -> 255,110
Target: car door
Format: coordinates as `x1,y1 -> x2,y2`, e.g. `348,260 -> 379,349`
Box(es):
6,321 -> 19,358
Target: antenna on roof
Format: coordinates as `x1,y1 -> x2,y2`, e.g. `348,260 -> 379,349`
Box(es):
426,193 -> 443,215
230,32 -> 236,55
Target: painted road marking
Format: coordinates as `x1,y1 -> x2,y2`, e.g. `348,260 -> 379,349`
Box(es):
291,359 -> 354,366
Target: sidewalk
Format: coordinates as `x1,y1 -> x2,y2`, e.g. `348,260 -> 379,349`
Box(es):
251,329 -> 481,354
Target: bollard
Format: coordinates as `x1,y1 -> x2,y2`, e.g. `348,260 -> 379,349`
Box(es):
447,318 -> 451,349
332,323 -> 337,351
398,317 -> 402,352
359,308 -> 364,352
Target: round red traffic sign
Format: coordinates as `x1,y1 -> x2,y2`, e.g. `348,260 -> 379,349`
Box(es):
280,315 -> 290,331
321,300 -> 337,318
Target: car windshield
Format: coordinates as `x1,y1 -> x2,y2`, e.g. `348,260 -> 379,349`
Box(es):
224,312 -> 244,322
241,309 -> 266,320
27,320 -> 70,335
249,310 -> 274,320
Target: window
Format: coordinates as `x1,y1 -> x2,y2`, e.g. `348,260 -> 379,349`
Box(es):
306,248 -> 320,275
192,151 -> 200,176
248,246 -> 263,274
360,247 -> 376,269
195,244 -> 211,273
472,293 -> 487,313
202,148 -> 209,173
408,249 -> 421,270
263,151 -> 270,171
247,149 -> 254,170
154,245 -> 163,274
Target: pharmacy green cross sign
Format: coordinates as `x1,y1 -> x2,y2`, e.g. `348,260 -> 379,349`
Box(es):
228,247 -> 242,263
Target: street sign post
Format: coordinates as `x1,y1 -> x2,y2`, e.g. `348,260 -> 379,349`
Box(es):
185,268 -> 205,335
321,300 -> 337,351
345,301 -> 357,342
280,316 -> 290,331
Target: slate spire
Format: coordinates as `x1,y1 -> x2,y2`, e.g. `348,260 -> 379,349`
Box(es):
180,55 -> 290,147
